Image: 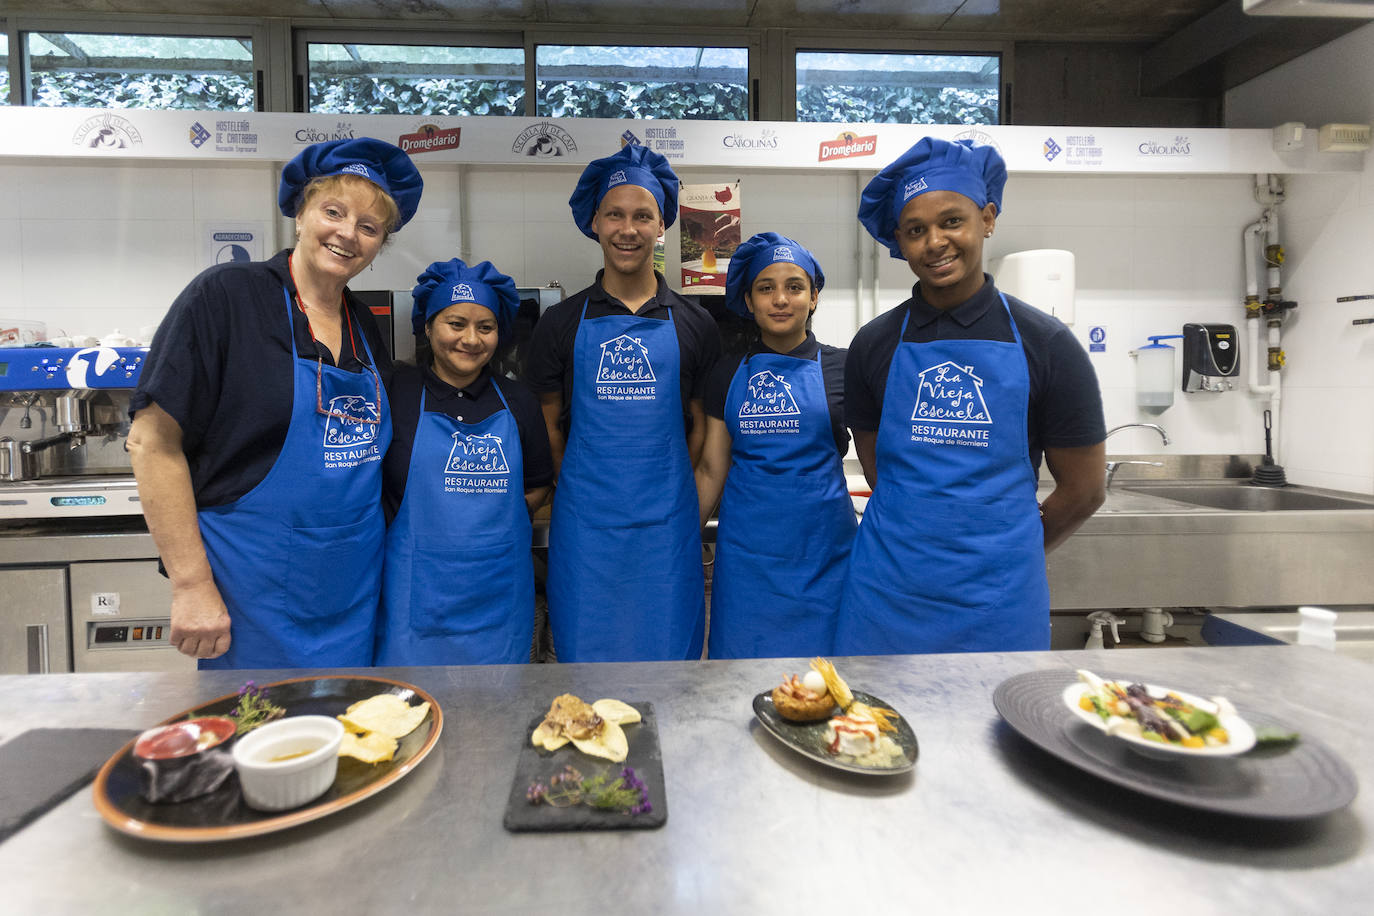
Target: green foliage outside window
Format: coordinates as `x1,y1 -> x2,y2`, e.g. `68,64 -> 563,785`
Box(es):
29,72 -> 254,109
797,84 -> 996,125
537,80 -> 747,119
310,77 -> 525,115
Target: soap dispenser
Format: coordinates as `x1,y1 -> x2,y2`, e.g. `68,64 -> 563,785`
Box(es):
1181,323 -> 1240,392
1133,335 -> 1183,412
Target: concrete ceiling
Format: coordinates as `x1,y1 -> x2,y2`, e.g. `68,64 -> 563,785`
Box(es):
5,0 -> 1368,94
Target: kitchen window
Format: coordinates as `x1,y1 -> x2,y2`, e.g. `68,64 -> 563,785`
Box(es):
536,44 -> 749,120
0,34 -> 9,104
795,50 -> 1000,125
23,31 -> 256,110
303,41 -> 525,115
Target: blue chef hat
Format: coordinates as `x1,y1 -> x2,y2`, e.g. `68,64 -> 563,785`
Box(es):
857,137 -> 1007,258
410,258 -> 520,346
724,233 -> 826,319
568,145 -> 679,240
278,138 -> 424,230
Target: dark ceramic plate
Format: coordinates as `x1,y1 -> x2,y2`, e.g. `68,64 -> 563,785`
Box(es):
503,701 -> 666,832
92,675 -> 442,842
753,690 -> 918,775
993,669 -> 1358,820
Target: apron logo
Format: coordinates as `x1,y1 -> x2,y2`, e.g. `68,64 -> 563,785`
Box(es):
322,396 -> 381,449
738,370 -> 800,417
912,361 -> 992,423
595,334 -> 657,383
445,431 -> 510,476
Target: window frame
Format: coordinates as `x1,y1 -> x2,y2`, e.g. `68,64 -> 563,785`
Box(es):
526,31 -> 758,121
783,32 -> 1013,125
9,14 -> 274,111
291,26 -> 526,116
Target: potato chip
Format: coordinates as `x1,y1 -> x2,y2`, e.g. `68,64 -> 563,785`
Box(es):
591,699 -> 641,725
339,730 -> 397,764
531,720 -> 570,751
338,694 -> 430,739
569,718 -> 628,763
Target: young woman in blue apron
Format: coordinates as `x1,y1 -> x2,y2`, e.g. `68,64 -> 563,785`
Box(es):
696,233 -> 856,658
376,259 -> 551,665
838,137 -> 1105,654
129,138 -> 423,667
541,144 -> 707,662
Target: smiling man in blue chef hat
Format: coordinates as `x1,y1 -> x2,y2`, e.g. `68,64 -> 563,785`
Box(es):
838,137 -> 1106,655
523,144 -> 722,662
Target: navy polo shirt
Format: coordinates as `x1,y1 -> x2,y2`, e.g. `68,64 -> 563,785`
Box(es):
522,271 -> 722,437
130,249 -> 392,509
382,363 -> 554,521
703,332 -> 850,457
844,276 -> 1105,472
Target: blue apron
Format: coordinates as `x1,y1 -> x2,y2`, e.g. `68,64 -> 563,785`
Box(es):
375,383 -> 533,665
199,288 -> 391,669
835,293 -> 1048,654
547,299 -> 705,662
709,348 -> 856,659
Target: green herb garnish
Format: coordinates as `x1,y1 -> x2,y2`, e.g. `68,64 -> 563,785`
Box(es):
228,680 -> 285,735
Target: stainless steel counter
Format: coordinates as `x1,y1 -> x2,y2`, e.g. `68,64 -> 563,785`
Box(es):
0,647 -> 1368,915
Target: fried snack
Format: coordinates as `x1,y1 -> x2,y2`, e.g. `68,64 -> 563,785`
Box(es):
338,694 -> 431,739
809,658 -> 854,710
772,674 -> 836,722
340,730 -> 398,764
848,701 -> 899,734
531,693 -> 635,763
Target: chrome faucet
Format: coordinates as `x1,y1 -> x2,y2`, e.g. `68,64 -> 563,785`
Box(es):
1105,460 -> 1164,488
1106,423 -> 1170,445
1104,424 -> 1169,488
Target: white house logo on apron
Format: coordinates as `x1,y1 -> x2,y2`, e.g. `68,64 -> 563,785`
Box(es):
444,431 -> 511,494
737,369 -> 801,435
322,395 -> 382,467
909,361 -> 993,449
595,334 -> 658,402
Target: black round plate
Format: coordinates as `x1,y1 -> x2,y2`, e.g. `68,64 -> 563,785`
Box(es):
992,669 -> 1357,820
753,689 -> 918,775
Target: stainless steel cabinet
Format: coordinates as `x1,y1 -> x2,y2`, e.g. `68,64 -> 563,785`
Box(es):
0,567 -> 71,674
69,560 -> 194,673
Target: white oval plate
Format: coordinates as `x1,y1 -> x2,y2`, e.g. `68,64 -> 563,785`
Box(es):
1062,681 -> 1257,758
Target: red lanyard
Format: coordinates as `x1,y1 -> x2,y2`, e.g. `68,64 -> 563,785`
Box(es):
287,254 -> 359,364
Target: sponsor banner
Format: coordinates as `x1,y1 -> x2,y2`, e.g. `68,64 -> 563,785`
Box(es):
398,122 -> 461,155
511,121 -> 578,158
818,131 -> 877,162
0,108 -> 1354,176
678,181 -> 741,295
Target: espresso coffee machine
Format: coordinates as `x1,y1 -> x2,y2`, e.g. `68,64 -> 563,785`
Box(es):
0,345 -> 146,517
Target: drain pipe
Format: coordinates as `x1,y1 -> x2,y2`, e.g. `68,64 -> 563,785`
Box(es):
1244,174 -> 1292,463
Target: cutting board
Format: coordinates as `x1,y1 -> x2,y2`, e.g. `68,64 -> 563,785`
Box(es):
503,702 -> 666,832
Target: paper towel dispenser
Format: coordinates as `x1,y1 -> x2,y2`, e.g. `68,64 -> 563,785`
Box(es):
988,249 -> 1075,324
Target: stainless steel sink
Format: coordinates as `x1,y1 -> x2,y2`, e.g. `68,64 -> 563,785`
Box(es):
1120,481 -> 1374,511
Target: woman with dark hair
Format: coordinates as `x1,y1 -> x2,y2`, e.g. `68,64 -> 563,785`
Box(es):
375,259 -> 553,665
128,138 -> 422,668
695,233 -> 856,658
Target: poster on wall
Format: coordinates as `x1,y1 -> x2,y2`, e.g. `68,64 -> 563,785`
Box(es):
678,181 -> 741,295
202,222 -> 267,270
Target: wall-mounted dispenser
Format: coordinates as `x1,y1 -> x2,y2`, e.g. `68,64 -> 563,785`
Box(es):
1134,334 -> 1183,412
988,249 -> 1076,324
1182,323 -> 1240,392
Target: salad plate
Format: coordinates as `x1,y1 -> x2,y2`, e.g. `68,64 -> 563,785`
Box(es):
993,669 -> 1358,820
1061,680 -> 1257,758
753,690 -> 918,775
92,675 -> 442,842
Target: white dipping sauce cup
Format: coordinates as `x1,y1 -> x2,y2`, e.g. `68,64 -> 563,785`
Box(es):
232,716 -> 344,811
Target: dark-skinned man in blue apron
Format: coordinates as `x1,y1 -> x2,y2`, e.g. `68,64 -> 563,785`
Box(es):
838,138 -> 1106,654
376,259 -> 553,665
524,145 -> 721,661
696,233 -> 856,658
129,139 -> 423,667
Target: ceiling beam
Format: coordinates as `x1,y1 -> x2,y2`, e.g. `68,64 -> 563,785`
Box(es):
1140,1 -> 1267,95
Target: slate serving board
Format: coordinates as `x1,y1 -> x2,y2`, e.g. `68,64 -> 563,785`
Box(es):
503,702 -> 666,832
0,728 -> 139,844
